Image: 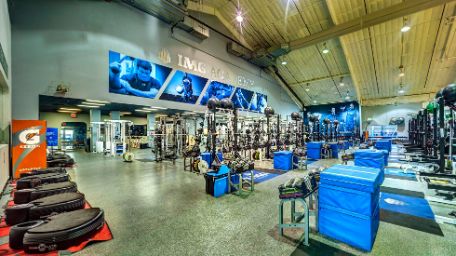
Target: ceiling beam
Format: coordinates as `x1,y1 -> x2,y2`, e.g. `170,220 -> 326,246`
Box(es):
289,73 -> 351,86
267,0 -> 455,54
362,92 -> 437,106
186,1 -> 254,51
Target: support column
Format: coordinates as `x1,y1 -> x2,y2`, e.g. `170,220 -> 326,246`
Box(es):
110,111 -> 120,120
90,109 -> 101,152
147,113 -> 155,147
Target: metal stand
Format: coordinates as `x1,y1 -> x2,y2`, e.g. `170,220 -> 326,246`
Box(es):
278,191 -> 318,246
228,170 -> 255,195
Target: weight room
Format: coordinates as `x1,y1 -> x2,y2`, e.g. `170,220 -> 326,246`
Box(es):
0,0 -> 456,255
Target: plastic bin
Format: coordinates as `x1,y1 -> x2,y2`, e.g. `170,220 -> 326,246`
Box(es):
204,172 -> 228,198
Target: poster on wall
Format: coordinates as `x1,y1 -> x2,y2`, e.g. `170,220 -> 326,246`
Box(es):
12,120 -> 47,178
108,50 -> 172,99
306,102 -> 360,134
159,71 -> 208,104
249,93 -> 268,113
200,81 -> 234,105
232,88 -> 254,110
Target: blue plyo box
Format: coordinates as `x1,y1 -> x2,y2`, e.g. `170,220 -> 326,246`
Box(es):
274,151 -> 293,171
354,150 -> 385,171
307,142 -> 323,160
320,164 -> 383,193
319,204 -> 380,252
375,139 -> 392,153
329,143 -> 339,158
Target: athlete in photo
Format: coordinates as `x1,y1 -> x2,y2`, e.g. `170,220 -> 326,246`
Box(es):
109,59 -> 161,98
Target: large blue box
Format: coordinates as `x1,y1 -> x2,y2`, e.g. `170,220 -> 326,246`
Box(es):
319,204 -> 380,252
375,139 -> 392,153
337,164 -> 384,184
354,150 -> 385,171
307,142 -> 323,159
274,151 -> 293,170
320,165 -> 383,193
319,184 -> 379,216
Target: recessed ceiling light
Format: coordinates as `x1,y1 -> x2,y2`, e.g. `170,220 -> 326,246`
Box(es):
59,107 -> 81,111
82,101 -> 105,106
86,99 -> 110,104
281,61 -> 287,65
57,110 -> 76,113
77,104 -> 100,108
135,109 -> 152,113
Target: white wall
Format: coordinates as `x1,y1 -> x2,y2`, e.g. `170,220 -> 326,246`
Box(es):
12,0 -> 299,121
40,112 -> 147,129
362,103 -> 422,137
0,0 -> 11,144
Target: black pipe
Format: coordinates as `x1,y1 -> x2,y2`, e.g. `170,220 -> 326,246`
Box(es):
438,96 -> 445,173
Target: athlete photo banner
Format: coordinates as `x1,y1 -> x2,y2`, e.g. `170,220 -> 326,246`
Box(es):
12,120 -> 47,178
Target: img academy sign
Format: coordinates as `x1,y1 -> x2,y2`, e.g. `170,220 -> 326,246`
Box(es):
176,54 -> 254,87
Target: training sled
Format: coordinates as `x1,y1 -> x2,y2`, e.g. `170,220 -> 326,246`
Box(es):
13,181 -> 78,204
5,192 -> 86,225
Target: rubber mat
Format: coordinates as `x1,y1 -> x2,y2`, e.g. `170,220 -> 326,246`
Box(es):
242,170 -> 281,184
0,202 -> 112,255
384,168 -> 417,181
380,192 -> 435,220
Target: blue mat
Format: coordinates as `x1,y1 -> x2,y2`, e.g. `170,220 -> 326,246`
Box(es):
307,159 -> 318,165
380,192 -> 435,220
385,168 -> 416,181
242,170 -> 280,183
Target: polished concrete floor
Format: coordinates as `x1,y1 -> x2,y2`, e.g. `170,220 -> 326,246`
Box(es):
28,151 -> 456,255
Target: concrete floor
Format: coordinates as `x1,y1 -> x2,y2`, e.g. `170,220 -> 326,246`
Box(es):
47,151 -> 456,255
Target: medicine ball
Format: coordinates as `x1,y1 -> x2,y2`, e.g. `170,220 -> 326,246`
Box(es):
443,83 -> 456,106
207,97 -> 220,110
334,120 -> 339,126
291,112 -> 301,121
426,102 -> 438,112
220,98 -> 233,109
309,115 -> 319,123
264,106 -> 275,117
323,118 -> 331,124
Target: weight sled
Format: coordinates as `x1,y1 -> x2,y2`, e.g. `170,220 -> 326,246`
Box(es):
47,153 -> 75,167
9,208 -> 104,253
16,173 -> 70,190
5,192 -> 85,226
14,181 -> 78,204
20,167 -> 67,178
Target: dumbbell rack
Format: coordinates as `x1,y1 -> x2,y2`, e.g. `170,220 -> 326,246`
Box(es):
278,189 -> 318,246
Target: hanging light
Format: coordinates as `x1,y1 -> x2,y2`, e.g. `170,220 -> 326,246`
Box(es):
322,42 -> 329,54
398,83 -> 405,94
339,76 -> 345,86
305,82 -> 310,92
235,10 -> 244,23
313,100 -> 317,104
399,65 -> 405,77
281,61 -> 287,65
345,90 -> 351,100
401,18 -> 411,32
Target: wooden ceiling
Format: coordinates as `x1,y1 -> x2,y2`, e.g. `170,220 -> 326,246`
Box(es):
189,0 -> 456,106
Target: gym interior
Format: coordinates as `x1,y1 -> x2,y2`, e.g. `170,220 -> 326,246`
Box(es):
0,0 -> 456,255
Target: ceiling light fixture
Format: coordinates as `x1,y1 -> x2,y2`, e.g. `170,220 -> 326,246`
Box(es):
135,109 -> 152,113
398,83 -> 405,94
149,106 -> 166,109
398,65 -> 405,77
57,110 -> 76,113
281,61 -> 287,65
142,108 -> 158,111
401,18 -> 411,32
322,43 -> 329,54
345,90 -> 351,100
59,107 -> 81,112
339,76 -> 345,86
85,99 -> 110,104
81,101 -> 105,106
235,9 -> 244,23
313,100 -> 317,104
77,104 -> 100,108
305,82 -> 310,92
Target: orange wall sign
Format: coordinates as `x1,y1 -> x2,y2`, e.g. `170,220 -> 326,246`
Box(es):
12,120 -> 47,178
